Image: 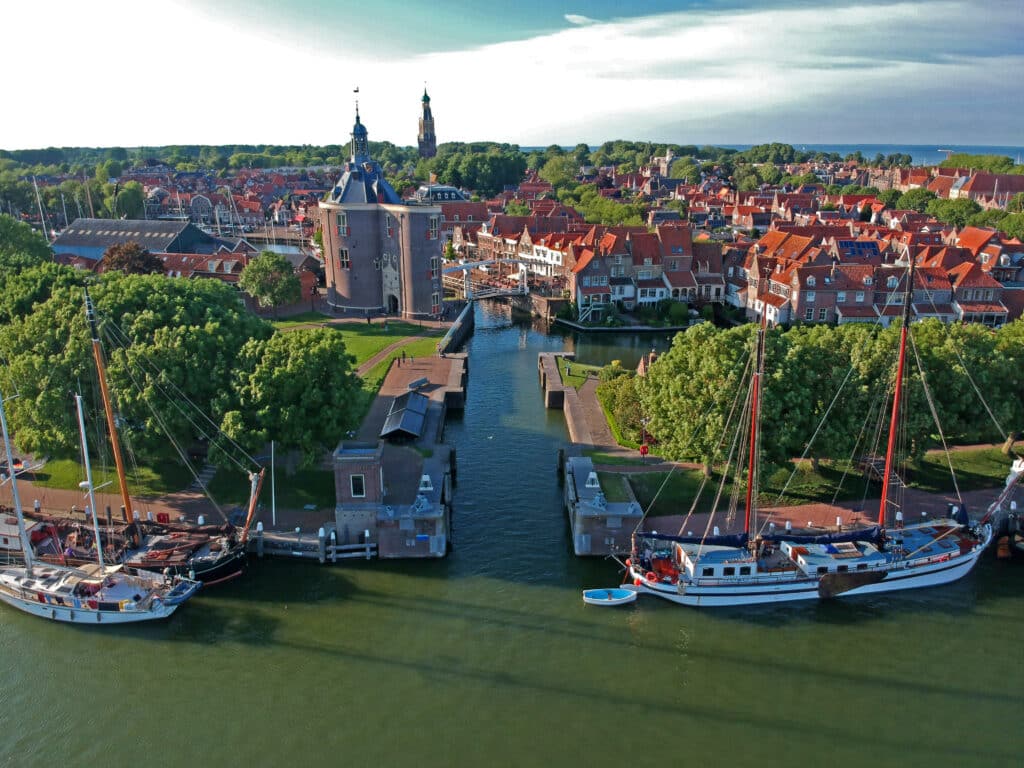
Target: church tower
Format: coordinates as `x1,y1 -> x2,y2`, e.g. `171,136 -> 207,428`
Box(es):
418,88 -> 437,158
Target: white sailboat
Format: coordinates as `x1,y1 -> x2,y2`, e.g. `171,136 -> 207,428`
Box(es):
0,390 -> 200,623
625,262 -> 996,607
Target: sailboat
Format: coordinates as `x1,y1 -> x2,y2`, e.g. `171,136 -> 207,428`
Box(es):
27,291 -> 265,585
625,262 -> 996,607
0,388 -> 200,623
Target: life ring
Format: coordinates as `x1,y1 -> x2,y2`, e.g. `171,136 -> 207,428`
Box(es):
645,571 -> 656,582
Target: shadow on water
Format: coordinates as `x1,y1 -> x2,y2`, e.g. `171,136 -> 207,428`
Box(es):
101,594 -> 1019,764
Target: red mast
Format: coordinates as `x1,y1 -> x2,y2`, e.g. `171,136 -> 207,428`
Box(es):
744,271 -> 769,534
878,260 -> 917,528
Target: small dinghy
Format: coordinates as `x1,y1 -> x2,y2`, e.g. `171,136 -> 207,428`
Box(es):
582,587 -> 638,606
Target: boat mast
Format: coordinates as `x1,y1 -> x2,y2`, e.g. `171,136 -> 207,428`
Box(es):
0,386 -> 34,575
75,394 -> 105,569
83,288 -> 135,523
744,270 -> 769,534
240,468 -> 266,545
878,258 -> 917,527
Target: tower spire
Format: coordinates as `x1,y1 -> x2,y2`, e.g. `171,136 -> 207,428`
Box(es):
418,84 -> 436,159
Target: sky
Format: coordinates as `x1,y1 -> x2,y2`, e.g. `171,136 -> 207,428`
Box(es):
2,0 -> 1022,150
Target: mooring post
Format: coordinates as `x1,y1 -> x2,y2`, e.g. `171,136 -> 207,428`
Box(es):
256,521 -> 264,558
318,527 -> 326,564
330,530 -> 337,563
365,528 -> 372,560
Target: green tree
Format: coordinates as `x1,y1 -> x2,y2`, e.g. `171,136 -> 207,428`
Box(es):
220,329 -> 360,467
669,157 -> 701,184
878,189 -> 902,209
505,200 -> 530,216
999,213 -> 1024,240
103,241 -> 164,274
0,274 -> 271,459
239,251 -> 302,315
925,197 -> 982,228
895,188 -> 937,213
0,213 -> 52,262
636,323 -> 754,475
538,155 -> 579,190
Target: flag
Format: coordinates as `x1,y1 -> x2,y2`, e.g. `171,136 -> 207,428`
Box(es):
353,86 -> 359,93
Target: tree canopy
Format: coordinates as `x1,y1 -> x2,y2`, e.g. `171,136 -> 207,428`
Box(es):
219,329 -> 360,467
239,251 -> 302,313
636,320 -> 1024,474
103,241 -> 164,274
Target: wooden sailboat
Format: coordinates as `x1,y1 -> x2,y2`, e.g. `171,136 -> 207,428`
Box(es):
26,290 -> 265,585
625,262 -> 994,607
0,389 -> 200,624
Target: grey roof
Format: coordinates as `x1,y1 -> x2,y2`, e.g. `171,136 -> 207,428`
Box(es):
329,161 -> 402,205
54,218 -> 191,254
380,391 -> 429,439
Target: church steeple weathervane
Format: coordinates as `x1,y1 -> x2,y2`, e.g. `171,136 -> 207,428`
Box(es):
418,83 -> 436,159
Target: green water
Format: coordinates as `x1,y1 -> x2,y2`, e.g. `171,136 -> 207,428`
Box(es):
2,304 -> 1022,767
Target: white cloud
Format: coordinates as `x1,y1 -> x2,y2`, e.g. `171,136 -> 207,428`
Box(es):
564,14 -> 598,26
0,1 -> 1020,148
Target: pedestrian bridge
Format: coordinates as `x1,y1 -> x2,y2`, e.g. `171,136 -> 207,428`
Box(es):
442,259 -> 529,300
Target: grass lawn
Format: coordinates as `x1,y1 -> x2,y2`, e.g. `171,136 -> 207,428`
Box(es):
270,312 -> 330,329
205,466 -> 337,509
558,361 -> 602,390
623,447 -> 1013,514
585,451 -> 647,466
30,458 -> 194,497
915,446 -> 1012,493
597,472 -> 633,502
335,321 -> 442,367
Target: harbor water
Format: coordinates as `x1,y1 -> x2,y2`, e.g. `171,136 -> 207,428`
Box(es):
1,302 -> 1022,767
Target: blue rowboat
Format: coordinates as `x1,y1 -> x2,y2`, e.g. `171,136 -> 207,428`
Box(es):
582,587 -> 638,606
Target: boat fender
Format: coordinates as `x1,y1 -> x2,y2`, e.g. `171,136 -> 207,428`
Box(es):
645,571 -> 656,582
625,558 -> 632,567
634,578 -> 642,587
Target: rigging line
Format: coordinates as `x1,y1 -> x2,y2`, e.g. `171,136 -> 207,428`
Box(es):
907,330 -> 963,504
769,360 -> 859,510
677,348 -> 755,534
98,317 -> 257,472
913,265 -> 1005,439
118,351 -> 226,521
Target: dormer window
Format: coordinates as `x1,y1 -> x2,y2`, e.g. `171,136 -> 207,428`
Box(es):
887,276 -> 898,289
806,276 -> 816,287
863,276 -> 873,286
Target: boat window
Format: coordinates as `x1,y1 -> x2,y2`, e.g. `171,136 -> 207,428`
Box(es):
856,564 -> 868,570
723,567 -> 735,576
739,566 -> 751,575
817,566 -> 828,575
838,565 -> 848,572
702,567 -> 714,577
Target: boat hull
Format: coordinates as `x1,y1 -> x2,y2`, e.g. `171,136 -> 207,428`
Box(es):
629,524 -> 992,608
0,586 -> 184,623
582,587 -> 638,606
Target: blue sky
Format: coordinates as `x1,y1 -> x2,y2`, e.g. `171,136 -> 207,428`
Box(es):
2,0 -> 1021,149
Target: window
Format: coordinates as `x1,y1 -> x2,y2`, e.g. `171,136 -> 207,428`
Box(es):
863,276 -> 873,286
805,291 -> 815,303
336,212 -> 348,235
805,308 -> 813,320
428,215 -> 440,240
453,214 -> 459,222
582,276 -> 591,287
723,567 -> 735,576
670,260 -> 678,271
836,291 -> 846,303
431,292 -> 440,314
818,308 -> 827,321
338,248 -> 350,270
817,566 -> 828,575
637,269 -> 652,280
644,258 -> 653,266
855,291 -> 865,303
702,567 -> 714,577
350,474 -> 365,498
614,254 -> 622,265
431,256 -> 440,278
739,566 -> 751,575
807,276 -> 816,287
385,214 -> 394,237
887,276 -> 898,289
